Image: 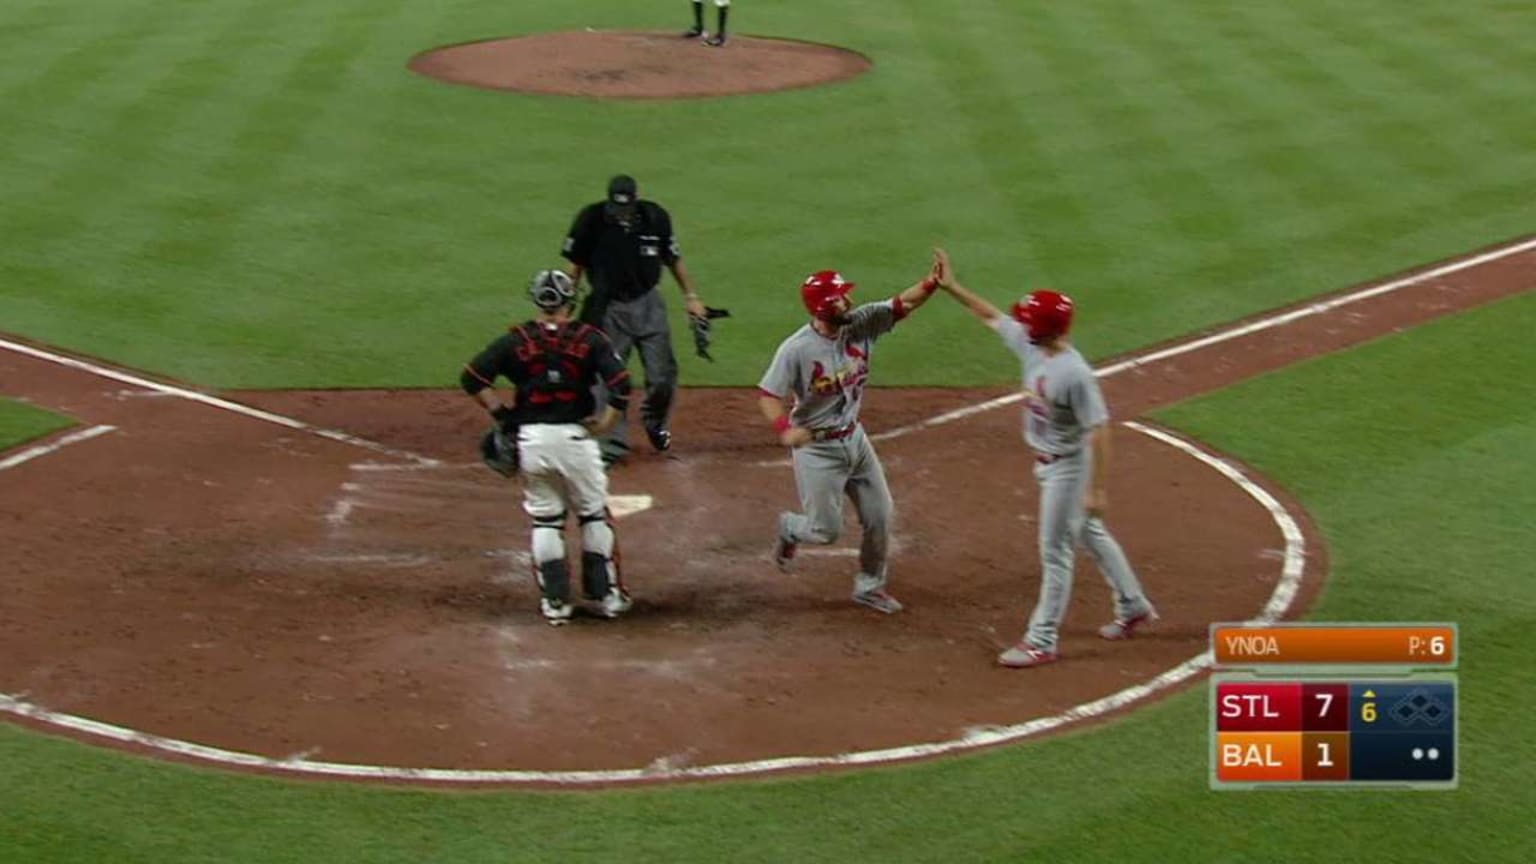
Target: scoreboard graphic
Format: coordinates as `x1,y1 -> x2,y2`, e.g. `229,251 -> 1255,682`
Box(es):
1209,623 -> 1458,790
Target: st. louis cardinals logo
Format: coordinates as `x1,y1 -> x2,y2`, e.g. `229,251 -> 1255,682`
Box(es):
1024,375 -> 1050,419
809,344 -> 871,396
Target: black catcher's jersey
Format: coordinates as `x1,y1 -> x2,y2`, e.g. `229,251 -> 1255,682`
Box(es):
461,320 -> 631,424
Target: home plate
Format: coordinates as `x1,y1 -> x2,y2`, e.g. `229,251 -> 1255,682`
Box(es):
608,494 -> 654,519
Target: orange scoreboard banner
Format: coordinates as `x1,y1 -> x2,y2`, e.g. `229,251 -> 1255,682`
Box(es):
1210,624 -> 1455,666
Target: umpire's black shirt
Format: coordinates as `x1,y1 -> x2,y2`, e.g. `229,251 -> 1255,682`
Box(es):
561,200 -> 680,306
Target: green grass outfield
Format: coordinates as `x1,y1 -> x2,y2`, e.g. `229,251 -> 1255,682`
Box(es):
2,1 -> 1534,386
4,290 -> 1535,863
5,0 -> 1536,860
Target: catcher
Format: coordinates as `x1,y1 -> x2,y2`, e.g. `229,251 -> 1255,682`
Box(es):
461,269 -> 635,626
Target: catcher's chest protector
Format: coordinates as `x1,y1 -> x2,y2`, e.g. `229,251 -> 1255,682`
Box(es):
512,324 -> 593,406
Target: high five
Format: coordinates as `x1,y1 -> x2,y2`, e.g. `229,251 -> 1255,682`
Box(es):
932,249 -> 1157,667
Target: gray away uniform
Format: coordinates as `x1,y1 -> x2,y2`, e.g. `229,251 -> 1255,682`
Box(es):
994,317 -> 1152,652
759,301 -> 904,597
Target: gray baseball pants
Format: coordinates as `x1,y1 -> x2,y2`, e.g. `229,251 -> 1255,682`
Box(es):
777,425 -> 892,596
1025,448 -> 1151,651
595,290 -> 677,460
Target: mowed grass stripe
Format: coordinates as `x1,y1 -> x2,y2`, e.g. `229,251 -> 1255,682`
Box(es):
1051,0 -> 1270,301
0,0 -> 200,103
0,0 -> 312,339
1253,2 -> 1481,188
1333,4 -> 1536,160
3,0 -> 417,382
0,0 -> 90,56
108,0 -> 422,383
875,3 -> 1057,258
930,0 -> 1118,280
0,0 -> 309,236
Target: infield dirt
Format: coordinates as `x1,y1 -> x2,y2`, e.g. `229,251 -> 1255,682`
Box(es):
2,237 -> 1531,780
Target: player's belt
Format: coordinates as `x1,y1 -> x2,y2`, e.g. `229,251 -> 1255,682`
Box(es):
811,423 -> 859,441
1035,450 -> 1079,464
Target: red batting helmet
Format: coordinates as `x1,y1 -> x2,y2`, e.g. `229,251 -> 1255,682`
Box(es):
1011,290 -> 1074,344
801,270 -> 856,321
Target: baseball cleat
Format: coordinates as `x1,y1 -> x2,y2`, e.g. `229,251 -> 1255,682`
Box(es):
1098,604 -> 1159,641
852,589 -> 903,615
598,589 -> 633,619
541,598 -> 574,627
997,641 -> 1059,668
704,34 -> 727,47
772,535 -> 797,571
683,25 -> 704,38
644,425 -> 672,452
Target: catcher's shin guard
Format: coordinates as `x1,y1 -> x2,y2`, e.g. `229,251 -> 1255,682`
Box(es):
531,513 -> 569,602
578,512 -> 621,598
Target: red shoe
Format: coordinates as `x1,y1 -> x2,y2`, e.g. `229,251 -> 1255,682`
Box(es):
772,535 -> 797,571
1099,605 -> 1159,641
998,641 -> 1059,668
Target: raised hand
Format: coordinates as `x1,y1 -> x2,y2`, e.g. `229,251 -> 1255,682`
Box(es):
933,247 -> 954,288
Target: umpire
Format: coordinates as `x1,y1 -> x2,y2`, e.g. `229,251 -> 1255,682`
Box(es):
562,174 -> 708,466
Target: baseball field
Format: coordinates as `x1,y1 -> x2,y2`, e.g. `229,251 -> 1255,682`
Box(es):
3,0 -> 1536,861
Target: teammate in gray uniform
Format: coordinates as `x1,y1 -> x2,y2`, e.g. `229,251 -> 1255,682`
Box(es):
933,250 -> 1156,666
757,255 -> 944,613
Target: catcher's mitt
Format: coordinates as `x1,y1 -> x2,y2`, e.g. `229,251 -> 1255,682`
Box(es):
689,306 -> 732,362
479,425 -> 519,478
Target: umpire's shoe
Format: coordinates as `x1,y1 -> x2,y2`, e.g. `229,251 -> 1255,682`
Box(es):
644,424 -> 672,453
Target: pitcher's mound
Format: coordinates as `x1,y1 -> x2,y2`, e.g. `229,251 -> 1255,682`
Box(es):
408,30 -> 873,99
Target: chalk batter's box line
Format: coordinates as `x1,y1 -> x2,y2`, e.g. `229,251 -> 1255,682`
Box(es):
1209,621 -> 1460,671
1207,672 -> 1460,791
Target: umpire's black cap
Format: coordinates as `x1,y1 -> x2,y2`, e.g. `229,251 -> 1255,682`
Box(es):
607,174 -> 638,205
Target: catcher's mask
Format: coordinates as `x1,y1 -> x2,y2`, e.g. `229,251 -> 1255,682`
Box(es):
1011,289 -> 1075,344
801,270 -> 856,321
528,269 -> 578,312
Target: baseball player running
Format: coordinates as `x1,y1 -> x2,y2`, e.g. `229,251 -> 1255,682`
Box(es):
757,253 -> 945,614
932,250 -> 1156,666
461,270 -> 635,626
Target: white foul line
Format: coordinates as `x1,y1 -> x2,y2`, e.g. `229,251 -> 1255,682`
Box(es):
873,234 -> 1536,442
1123,422 -> 1305,622
0,424 -> 116,472
0,423 -> 1302,784
0,337 -> 438,467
